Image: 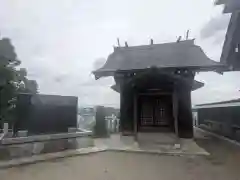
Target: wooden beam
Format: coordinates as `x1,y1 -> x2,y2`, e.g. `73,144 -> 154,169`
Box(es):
139,92 -> 172,96
133,93 -> 138,141
173,89 -> 179,137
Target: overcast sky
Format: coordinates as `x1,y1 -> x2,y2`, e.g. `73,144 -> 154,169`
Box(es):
1,0 -> 240,107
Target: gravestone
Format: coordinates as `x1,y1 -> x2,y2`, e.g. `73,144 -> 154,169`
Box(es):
3,123 -> 8,134
94,106 -> 108,137
17,130 -> 28,137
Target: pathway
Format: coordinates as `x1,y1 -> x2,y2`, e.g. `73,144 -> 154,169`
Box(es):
0,129 -> 240,180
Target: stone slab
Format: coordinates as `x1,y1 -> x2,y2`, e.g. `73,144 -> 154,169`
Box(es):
0,133 -> 209,169
195,127 -> 240,147
0,147 -> 107,169
137,132 -> 178,144
0,136 -> 94,160
0,143 -> 209,170
1,131 -> 92,145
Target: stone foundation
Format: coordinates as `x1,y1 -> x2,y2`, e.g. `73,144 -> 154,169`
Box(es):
0,131 -> 93,160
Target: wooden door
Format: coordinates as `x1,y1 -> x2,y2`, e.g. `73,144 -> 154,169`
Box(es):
139,95 -> 173,132
154,97 -> 173,127
139,96 -> 154,127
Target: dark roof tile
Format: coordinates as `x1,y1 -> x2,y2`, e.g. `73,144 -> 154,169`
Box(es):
94,40 -> 224,78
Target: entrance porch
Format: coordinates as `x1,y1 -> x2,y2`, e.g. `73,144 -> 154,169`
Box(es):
94,131 -> 208,156
137,94 -> 174,133
135,92 -> 177,144
119,71 -> 194,141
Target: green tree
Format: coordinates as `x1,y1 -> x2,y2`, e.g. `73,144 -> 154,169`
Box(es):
0,37 -> 20,124
0,36 -> 39,125
17,68 -> 38,94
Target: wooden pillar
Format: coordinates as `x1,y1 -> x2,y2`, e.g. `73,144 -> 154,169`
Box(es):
177,85 -> 193,138
172,89 -> 179,137
133,94 -> 138,140
119,85 -> 123,132
120,82 -> 134,135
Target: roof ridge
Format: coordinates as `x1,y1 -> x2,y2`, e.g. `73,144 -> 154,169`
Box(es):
114,39 -> 195,51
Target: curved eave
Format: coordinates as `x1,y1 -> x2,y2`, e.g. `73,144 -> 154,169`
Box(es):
192,80 -> 204,91
92,70 -> 114,80
111,80 -> 204,93
93,64 -> 226,80
111,84 -> 119,93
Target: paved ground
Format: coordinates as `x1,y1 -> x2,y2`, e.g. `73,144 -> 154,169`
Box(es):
95,132 -> 208,155
0,129 -> 240,180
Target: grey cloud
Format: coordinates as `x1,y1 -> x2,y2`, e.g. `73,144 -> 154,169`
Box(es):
93,58 -> 106,70
1,0 -> 238,107
192,71 -> 240,105
54,74 -> 68,83
212,31 -> 227,45
200,15 -> 230,39
79,77 -> 114,87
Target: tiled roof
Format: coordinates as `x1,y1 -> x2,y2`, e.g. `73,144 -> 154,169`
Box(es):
94,40 -> 224,78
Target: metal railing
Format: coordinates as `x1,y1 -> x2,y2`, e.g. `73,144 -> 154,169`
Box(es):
105,115 -> 119,133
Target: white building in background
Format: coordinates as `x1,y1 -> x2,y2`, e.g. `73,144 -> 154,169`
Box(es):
78,107 -> 96,131
105,114 -> 119,133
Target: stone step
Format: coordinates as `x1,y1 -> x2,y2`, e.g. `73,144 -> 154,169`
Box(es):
137,132 -> 178,145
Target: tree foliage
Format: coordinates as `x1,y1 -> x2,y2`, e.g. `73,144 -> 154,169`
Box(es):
0,37 -> 19,124
17,68 -> 38,94
0,36 -> 39,124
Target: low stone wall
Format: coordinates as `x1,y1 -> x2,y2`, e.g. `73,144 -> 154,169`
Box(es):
0,131 -> 93,160
198,124 -> 240,142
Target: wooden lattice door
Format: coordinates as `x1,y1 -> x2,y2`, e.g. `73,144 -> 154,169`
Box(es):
140,97 -> 154,127
139,95 -> 173,131
154,98 -> 172,127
